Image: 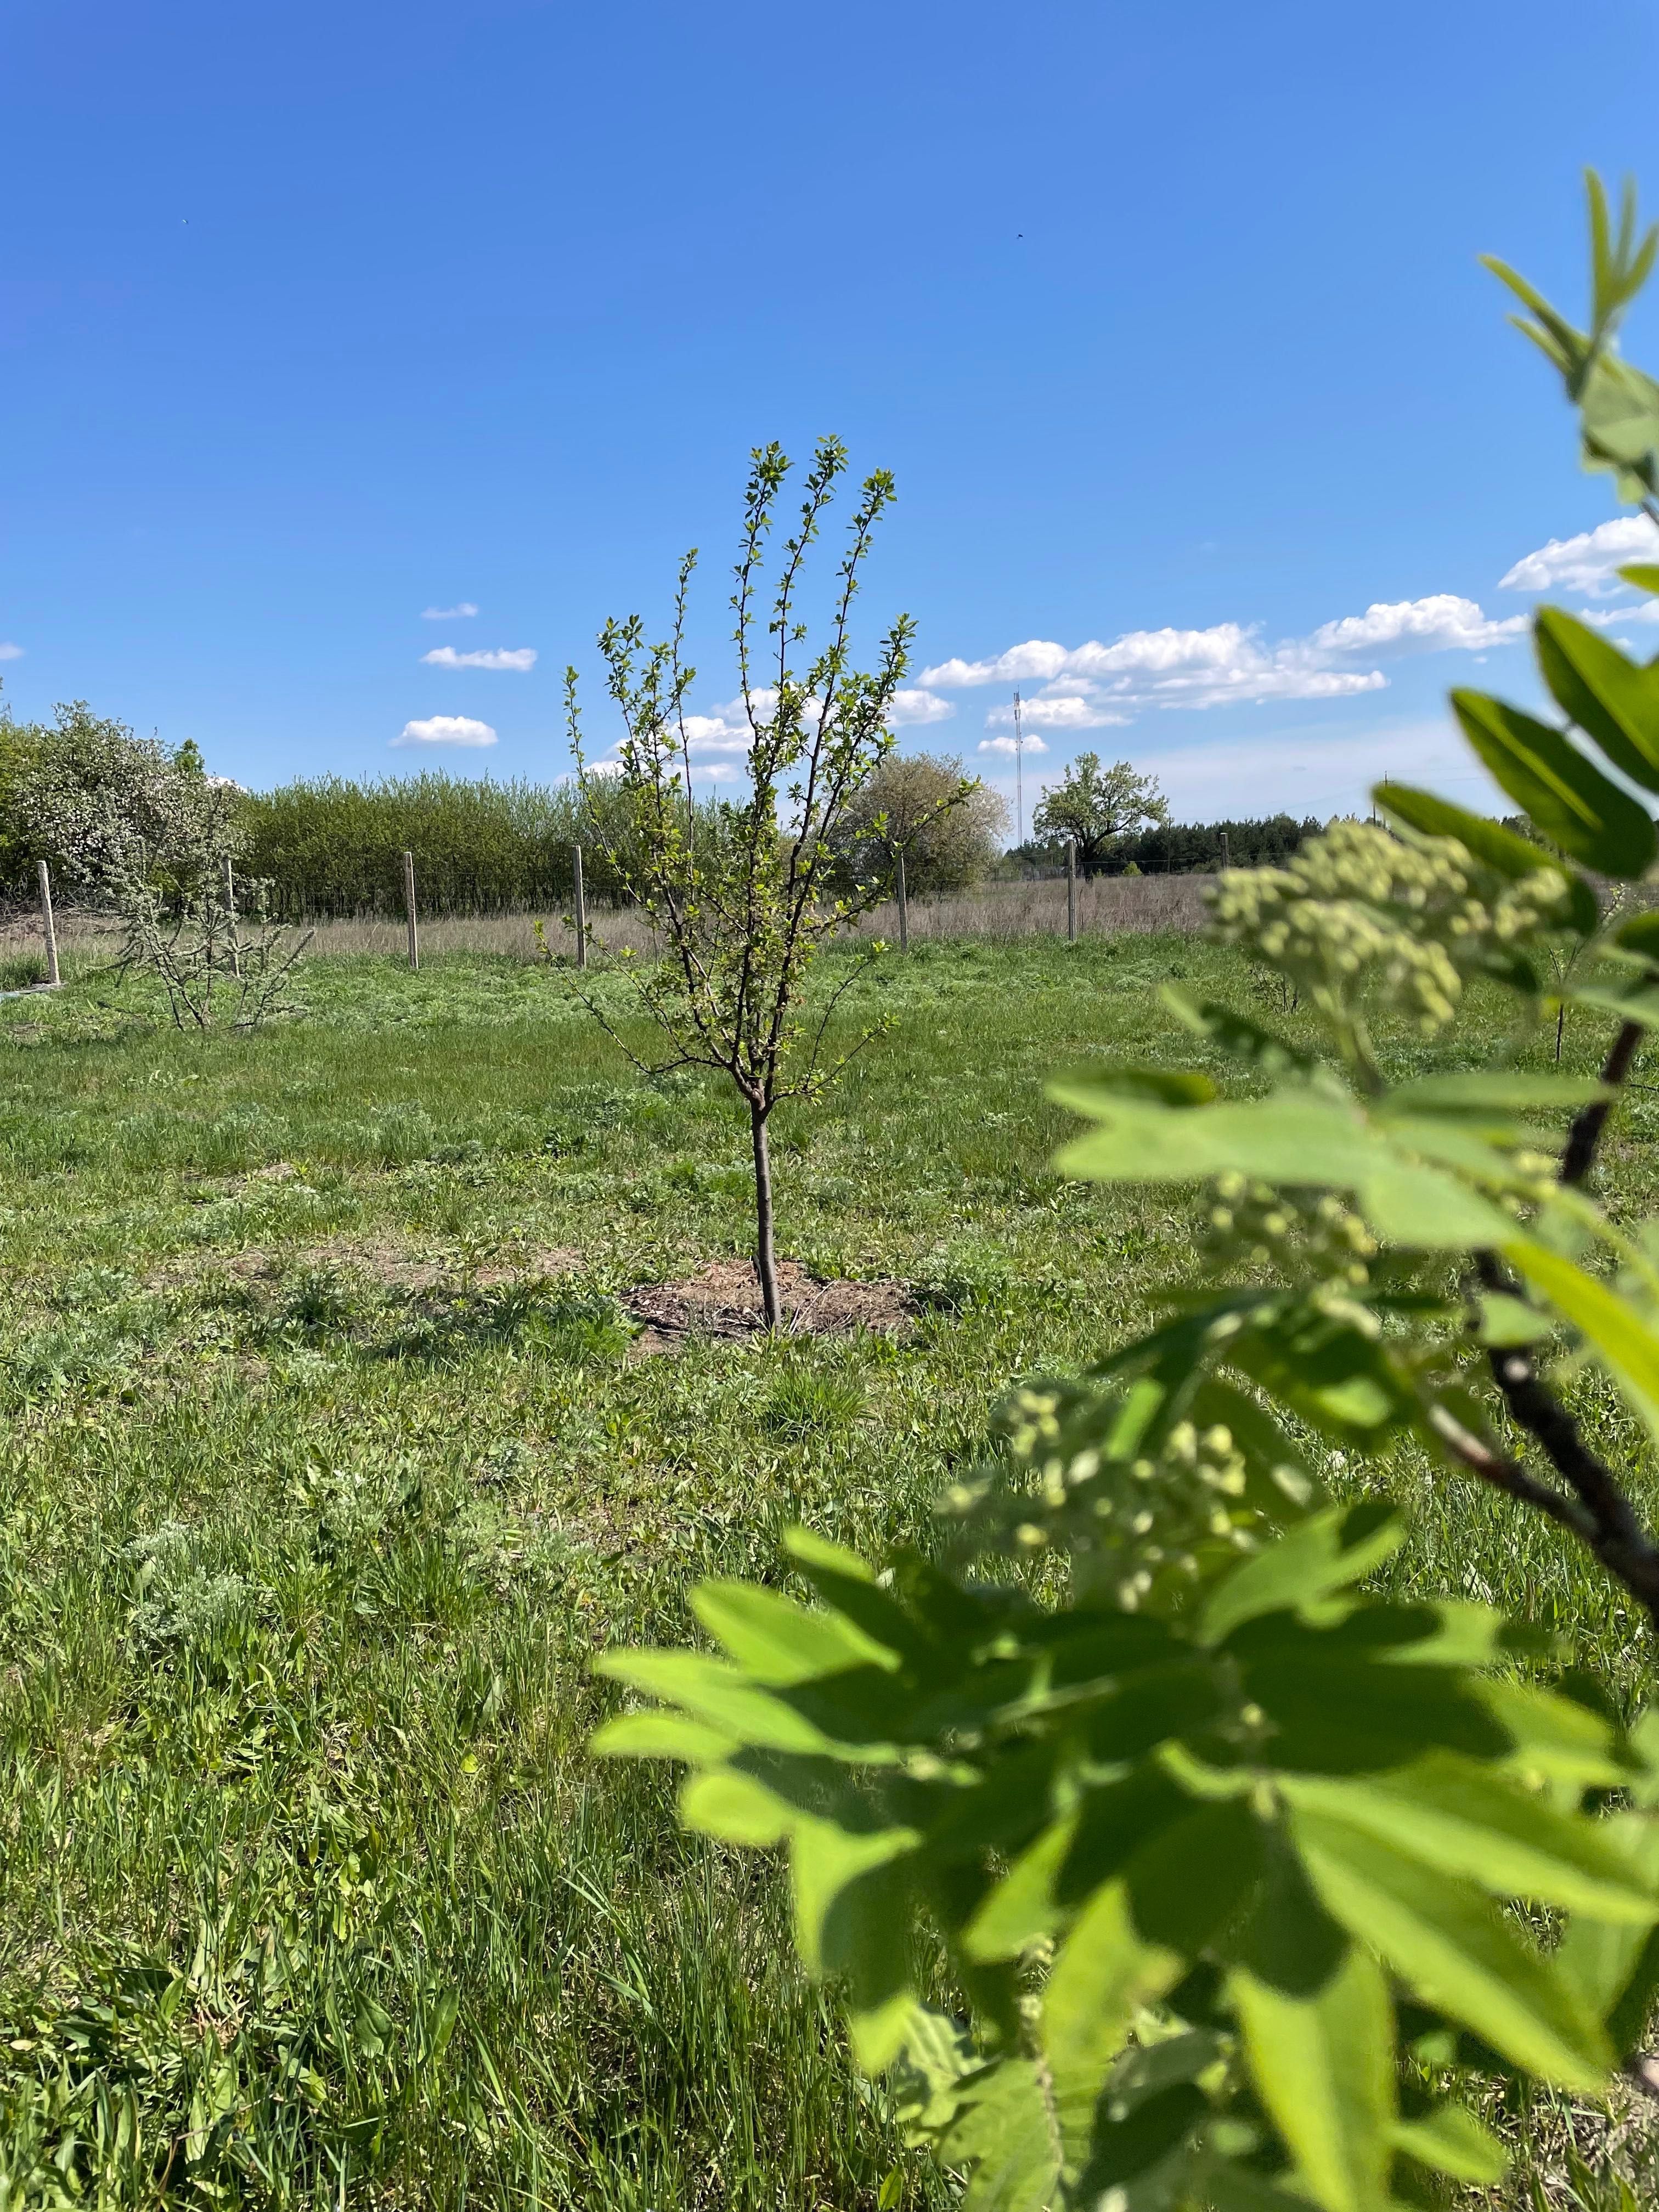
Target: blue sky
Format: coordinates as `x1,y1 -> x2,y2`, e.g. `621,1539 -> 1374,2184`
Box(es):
5,0 -> 1659,827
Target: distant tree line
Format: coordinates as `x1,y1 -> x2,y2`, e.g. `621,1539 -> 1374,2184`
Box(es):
0,701 -> 1011,919
1008,811 -> 1322,877
238,773 -> 647,917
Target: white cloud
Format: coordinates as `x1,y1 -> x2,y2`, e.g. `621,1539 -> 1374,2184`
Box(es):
421,645 -> 538,672
890,687 -> 955,726
1579,599 -> 1659,629
985,695 -> 1129,732
978,732 -> 1049,756
0,643 -> 21,662
1305,595 -> 1525,654
422,601 -> 479,620
919,589 -> 1530,726
1500,517 -> 1659,596
393,715 -> 498,748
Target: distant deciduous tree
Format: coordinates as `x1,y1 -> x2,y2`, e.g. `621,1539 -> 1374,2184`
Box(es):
831,751 -> 1006,894
1032,752 -> 1169,874
14,702 -> 243,900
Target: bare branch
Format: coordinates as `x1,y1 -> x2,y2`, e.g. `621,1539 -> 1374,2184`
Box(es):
1561,1017 -> 1644,1185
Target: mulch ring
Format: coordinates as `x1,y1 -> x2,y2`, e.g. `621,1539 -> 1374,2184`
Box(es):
625,1256 -> 915,1351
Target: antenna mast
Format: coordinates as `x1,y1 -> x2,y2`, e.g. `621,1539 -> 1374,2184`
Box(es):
1013,690 -> 1025,851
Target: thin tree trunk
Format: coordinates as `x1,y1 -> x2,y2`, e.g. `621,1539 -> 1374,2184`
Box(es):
749,1098 -> 781,1330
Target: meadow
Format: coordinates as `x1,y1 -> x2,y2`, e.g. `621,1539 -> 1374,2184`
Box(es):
1,931 -> 1657,2209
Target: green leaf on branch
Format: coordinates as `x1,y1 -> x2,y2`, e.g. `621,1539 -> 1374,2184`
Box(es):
1161,985 -> 1321,1077
790,1814 -> 921,2070
1376,783 -> 1600,936
1201,1503 -> 1404,1645
1278,1753 -> 1659,1919
1450,690 -> 1657,877
1535,608 -> 1659,792
1041,1876 -> 1187,2171
1614,910 -> 1659,961
1293,1808 -> 1612,2089
1505,1235 -> 1659,1448
690,1579 -> 902,1683
1052,1084 -> 1511,1249
924,2054 -> 1059,2212
1389,2101 -> 1508,2186
1230,1944 -> 1395,2212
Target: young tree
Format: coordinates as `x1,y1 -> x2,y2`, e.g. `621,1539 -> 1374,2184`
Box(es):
567,437 -> 961,1329
831,750 -> 1006,894
1032,751 -> 1168,874
14,703 -> 306,1030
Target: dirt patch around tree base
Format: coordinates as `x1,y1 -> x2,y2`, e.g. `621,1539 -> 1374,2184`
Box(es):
626,1256 -> 915,1350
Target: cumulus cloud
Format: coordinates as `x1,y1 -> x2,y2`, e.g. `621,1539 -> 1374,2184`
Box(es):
890,687 -> 955,726
1305,595 -> 1525,654
422,601 -> 479,620
0,643 -> 21,662
985,694 -> 1130,732
918,590 -> 1531,728
1500,517 -> 1659,596
421,645 -> 538,672
978,732 -> 1049,757
393,715 -> 498,748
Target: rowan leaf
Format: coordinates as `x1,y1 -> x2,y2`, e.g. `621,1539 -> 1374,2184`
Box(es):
1535,607 -> 1659,792
1278,1753 -> 1659,1919
1451,690 -> 1656,877
1389,2101 -> 1508,2186
1294,1808 -> 1612,2089
1505,1235 -> 1659,1448
1231,1944 -> 1396,2212
691,1579 -> 901,1682
1041,1878 -> 1186,2172
1201,1502 -> 1404,1646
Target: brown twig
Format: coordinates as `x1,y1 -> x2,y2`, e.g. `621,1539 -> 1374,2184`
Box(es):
1472,1275 -> 1659,1633
1423,1401 -> 1598,1543
1454,1011 -> 1659,1629
1560,1018 -> 1644,1186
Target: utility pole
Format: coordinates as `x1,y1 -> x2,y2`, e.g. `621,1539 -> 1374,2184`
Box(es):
1012,690 -> 1026,853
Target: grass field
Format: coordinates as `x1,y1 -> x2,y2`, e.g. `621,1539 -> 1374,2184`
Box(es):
2,934 -> 1657,2209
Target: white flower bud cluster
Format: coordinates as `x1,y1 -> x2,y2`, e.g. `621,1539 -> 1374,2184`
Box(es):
1203,1172 -> 1378,1286
1206,821 -> 1570,1033
945,1383 -> 1270,1613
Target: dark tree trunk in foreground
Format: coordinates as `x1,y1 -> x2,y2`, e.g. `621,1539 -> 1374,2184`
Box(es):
749,1099 -> 781,1330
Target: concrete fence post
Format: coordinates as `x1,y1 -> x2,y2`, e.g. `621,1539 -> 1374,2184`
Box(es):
895,850 -> 909,953
402,850 -> 419,972
572,845 -> 588,970
1066,838 -> 1078,944
38,860 -> 59,988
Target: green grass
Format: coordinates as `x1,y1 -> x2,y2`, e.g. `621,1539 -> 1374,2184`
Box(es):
1,935 -> 1656,2208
